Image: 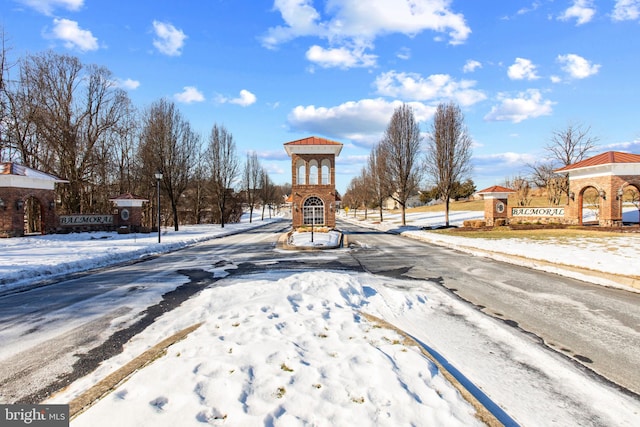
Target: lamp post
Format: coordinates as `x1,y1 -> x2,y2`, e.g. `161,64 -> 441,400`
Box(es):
155,170 -> 163,243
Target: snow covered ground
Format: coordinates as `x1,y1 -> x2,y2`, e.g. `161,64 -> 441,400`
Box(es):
341,209 -> 640,290
1,211 -> 639,426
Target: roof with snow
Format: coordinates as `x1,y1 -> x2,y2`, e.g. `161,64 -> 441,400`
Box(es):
554,151 -> 640,173
0,162 -> 67,182
109,192 -> 148,207
109,193 -> 148,201
0,162 -> 68,190
284,136 -> 343,156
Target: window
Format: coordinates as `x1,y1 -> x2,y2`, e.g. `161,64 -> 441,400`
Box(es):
303,196 -> 324,225
296,159 -> 306,185
321,160 -> 330,185
309,160 -> 318,185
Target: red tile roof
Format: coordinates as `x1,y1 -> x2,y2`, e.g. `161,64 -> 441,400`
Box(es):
476,185 -> 515,194
554,151 -> 640,172
283,136 -> 343,146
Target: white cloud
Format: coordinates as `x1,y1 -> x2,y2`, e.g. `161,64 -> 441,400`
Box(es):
484,89 -> 554,123
558,0 -> 596,25
516,2 -> 542,16
231,90 -> 257,107
116,78 -> 140,90
152,21 -> 187,56
507,58 -> 539,80
262,0 -> 471,51
601,138 -> 640,152
287,98 -> 436,148
217,90 -> 257,107
612,0 -> 640,21
305,45 -> 377,69
18,0 -> 83,15
463,59 -> 482,73
474,152 -> 538,168
374,70 -> 486,106
556,53 -> 600,78
396,47 -> 411,60
472,151 -> 538,180
174,86 -> 205,104
50,18 -> 98,52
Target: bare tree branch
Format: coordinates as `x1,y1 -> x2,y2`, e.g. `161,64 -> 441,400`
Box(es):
424,102 -> 473,227
380,104 -> 423,226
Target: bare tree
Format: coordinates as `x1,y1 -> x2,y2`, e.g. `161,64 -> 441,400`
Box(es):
139,99 -> 199,231
528,162 -> 564,205
0,28 -> 9,159
111,99 -> 139,195
187,152 -> 209,224
343,176 -> 362,218
547,122 -> 598,167
2,60 -> 43,167
504,175 -> 531,207
258,169 -> 277,219
362,166 -> 376,219
380,104 -> 423,226
531,122 -> 598,203
206,124 -> 239,228
368,143 -> 391,222
15,51 -> 129,213
424,102 -> 472,227
242,151 -> 261,223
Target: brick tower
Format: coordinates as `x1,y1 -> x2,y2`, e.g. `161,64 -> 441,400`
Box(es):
284,136 -> 343,229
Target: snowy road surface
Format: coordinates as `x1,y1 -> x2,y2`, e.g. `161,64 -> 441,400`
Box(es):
0,217 -> 638,425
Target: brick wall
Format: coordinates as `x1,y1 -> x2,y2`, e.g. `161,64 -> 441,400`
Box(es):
569,175 -> 640,226
0,187 -> 57,237
290,153 -> 338,228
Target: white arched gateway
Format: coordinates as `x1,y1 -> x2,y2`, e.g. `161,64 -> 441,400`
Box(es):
303,196 -> 324,225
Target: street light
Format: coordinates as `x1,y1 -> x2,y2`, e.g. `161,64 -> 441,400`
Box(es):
155,170 -> 163,243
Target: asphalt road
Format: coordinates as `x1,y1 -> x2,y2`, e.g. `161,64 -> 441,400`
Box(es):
337,218 -> 640,397
1,218 -> 638,407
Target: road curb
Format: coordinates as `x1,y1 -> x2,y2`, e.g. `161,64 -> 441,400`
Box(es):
403,232 -> 640,291
66,322 -> 204,420
360,312 -> 508,427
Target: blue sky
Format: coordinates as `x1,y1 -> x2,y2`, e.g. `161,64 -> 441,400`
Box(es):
2,0 -> 640,194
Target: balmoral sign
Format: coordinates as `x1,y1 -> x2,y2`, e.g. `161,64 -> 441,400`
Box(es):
59,214 -> 114,226
511,207 -> 565,217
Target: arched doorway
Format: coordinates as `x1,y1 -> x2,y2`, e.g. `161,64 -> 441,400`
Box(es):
24,196 -> 44,235
579,186 -> 602,225
620,184 -> 640,224
303,196 -> 324,226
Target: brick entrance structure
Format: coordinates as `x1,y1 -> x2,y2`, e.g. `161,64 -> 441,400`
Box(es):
555,151 -> 640,226
0,163 -> 67,237
477,151 -> 640,227
476,185 -> 515,226
284,136 -> 343,229
110,193 -> 149,233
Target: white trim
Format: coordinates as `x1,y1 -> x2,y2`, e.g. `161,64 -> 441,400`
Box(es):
285,145 -> 343,156
111,199 -> 147,207
478,193 -> 511,199
565,163 -> 640,178
0,175 -> 56,190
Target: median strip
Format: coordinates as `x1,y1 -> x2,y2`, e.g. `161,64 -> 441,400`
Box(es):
360,312 -> 509,427
68,322 -> 204,419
